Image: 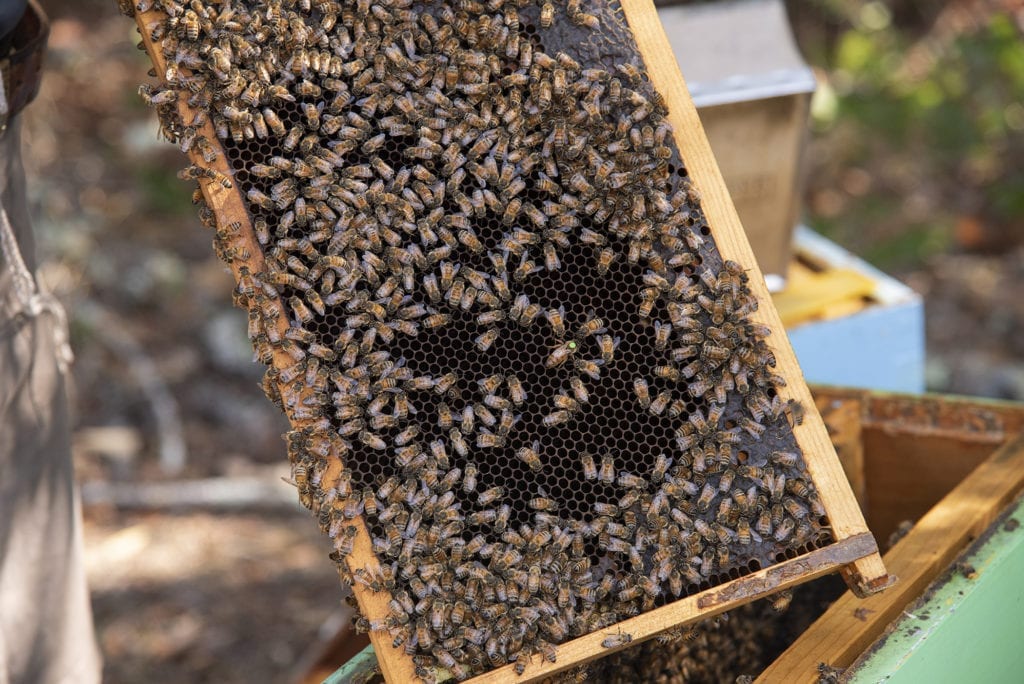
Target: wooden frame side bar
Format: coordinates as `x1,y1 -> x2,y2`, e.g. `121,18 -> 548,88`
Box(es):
618,0 -> 888,595
131,9 -> 420,682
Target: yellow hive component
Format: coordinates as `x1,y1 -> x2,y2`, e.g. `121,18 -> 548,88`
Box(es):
773,263 -> 877,328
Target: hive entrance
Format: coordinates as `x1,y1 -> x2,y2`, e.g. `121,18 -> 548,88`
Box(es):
124,0 -> 888,680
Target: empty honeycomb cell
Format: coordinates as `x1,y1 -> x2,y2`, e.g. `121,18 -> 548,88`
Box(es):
132,0 -> 836,678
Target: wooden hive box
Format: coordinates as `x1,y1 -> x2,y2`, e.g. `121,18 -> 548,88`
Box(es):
657,0 -> 816,288
758,388 -> 1024,682
123,0 -> 888,681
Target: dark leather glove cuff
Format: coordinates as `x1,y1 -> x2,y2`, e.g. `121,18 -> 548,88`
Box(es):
0,0 -> 46,130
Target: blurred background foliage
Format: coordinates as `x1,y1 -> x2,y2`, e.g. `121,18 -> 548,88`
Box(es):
791,0 -> 1024,269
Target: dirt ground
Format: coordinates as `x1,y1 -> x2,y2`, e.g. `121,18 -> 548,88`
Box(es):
16,0 -> 1023,682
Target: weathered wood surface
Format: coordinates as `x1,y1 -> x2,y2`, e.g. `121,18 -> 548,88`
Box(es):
758,434 -> 1024,683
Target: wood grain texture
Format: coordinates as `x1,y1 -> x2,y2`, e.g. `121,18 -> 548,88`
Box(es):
812,386 -> 1024,543
757,434 -> 1024,683
816,395 -> 865,510
863,431 -> 998,543
466,533 -> 879,683
130,9 -> 420,683
617,0 -> 887,595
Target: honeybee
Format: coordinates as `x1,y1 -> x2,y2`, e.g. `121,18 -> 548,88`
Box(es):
783,497 -> 809,519
575,358 -> 603,380
489,504 -> 509,534
551,392 -> 579,413
528,496 -> 557,512
651,319 -> 673,350
476,308 -> 505,327
546,305 -> 566,337
697,483 -> 717,512
770,590 -> 794,613
573,314 -> 605,339
516,442 -> 543,472
335,525 -> 357,558
535,239 -> 560,271
511,652 -> 532,676
509,293 -> 530,322
262,107 -> 286,136
774,518 -> 795,542
245,187 -> 274,210
739,417 -> 766,438
771,450 -> 801,467
542,410 -> 571,427
644,454 -> 671,485
644,390 -> 669,416
484,393 -> 512,411
434,372 -> 459,395
450,429 -> 469,457
423,312 -> 451,330
601,630 -> 634,649
463,462 -> 478,493
786,399 -> 806,426
467,375 -> 499,398
506,375 -> 527,406
633,377 -> 650,408
617,472 -> 645,490
476,428 -> 505,448
587,334 -> 617,363
434,401 -> 455,430
581,452 -> 597,481
534,0 -> 556,26
459,404 -> 475,435
546,340 -> 578,368
599,454 -> 616,484
393,424 -> 419,447
180,164 -> 233,189
541,616 -> 568,642
569,376 -> 589,403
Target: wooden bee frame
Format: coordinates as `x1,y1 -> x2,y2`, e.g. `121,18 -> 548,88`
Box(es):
129,0 -> 890,680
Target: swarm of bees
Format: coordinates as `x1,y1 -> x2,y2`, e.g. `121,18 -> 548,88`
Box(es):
126,0 -> 829,679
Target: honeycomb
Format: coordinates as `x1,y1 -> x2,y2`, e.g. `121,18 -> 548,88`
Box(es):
126,0 -> 832,679
571,585 -> 832,684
